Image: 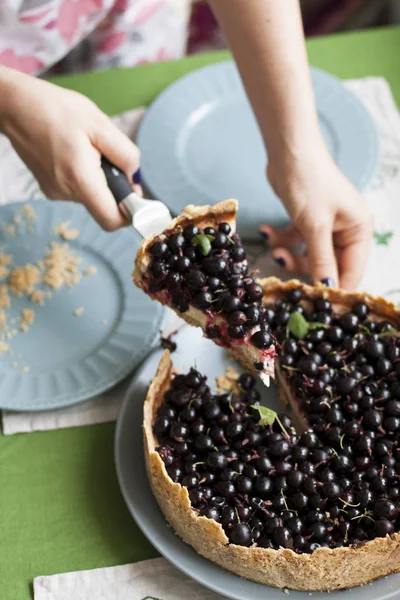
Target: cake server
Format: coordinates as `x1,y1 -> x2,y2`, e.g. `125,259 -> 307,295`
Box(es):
101,156 -> 172,238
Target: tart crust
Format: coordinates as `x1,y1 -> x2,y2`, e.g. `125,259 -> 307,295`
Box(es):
133,200 -> 275,379
258,276 -> 400,326
144,351 -> 400,591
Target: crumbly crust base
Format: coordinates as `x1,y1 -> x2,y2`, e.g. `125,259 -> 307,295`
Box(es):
133,200 -> 275,378
142,291 -> 400,591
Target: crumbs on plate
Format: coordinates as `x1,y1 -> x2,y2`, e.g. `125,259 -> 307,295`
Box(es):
0,203 -> 97,369
215,366 -> 241,394
54,220 -> 80,241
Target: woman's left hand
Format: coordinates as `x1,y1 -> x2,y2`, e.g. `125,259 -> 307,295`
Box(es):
261,146 -> 374,291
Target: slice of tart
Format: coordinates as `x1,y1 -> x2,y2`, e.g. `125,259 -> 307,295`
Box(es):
133,200 -> 276,384
144,347 -> 400,591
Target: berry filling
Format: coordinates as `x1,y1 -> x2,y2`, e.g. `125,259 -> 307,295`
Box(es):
154,287 -> 400,553
144,222 -> 276,358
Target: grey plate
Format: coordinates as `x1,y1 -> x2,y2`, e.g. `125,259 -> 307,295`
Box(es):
115,326 -> 400,600
138,62 -> 380,240
0,200 -> 165,411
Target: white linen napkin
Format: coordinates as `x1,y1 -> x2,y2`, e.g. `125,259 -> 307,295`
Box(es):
2,76 -> 400,435
34,557 -> 225,600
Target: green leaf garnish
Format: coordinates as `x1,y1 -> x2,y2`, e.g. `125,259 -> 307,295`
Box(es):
378,327 -> 400,338
191,234 -> 214,256
251,404 -> 277,426
308,322 -> 328,331
287,312 -> 309,340
251,405 -> 289,438
286,311 -> 327,340
358,324 -> 371,335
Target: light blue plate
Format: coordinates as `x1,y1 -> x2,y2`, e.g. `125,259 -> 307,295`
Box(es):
0,201 -> 165,411
115,326 -> 400,600
138,62 -> 380,240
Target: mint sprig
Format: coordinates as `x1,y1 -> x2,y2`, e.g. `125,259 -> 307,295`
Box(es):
378,327 -> 400,338
251,405 -> 289,438
286,311 -> 327,340
191,234 -> 215,256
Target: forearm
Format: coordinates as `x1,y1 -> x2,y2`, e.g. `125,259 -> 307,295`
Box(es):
0,66 -> 23,134
208,0 -> 324,167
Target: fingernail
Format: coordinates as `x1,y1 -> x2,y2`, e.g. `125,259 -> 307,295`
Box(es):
133,168 -> 142,184
274,256 -> 286,267
260,231 -> 269,244
320,278 -> 335,287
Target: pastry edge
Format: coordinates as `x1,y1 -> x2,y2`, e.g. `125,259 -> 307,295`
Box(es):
143,351 -> 400,592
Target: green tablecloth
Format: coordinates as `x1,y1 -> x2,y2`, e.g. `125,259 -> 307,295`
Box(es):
1,26 -> 399,600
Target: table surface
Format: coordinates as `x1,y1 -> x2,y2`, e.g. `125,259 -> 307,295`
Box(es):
1,26 -> 400,600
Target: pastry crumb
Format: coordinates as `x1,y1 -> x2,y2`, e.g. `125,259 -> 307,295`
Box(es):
102,319 -> 108,325
3,224 -> 16,237
84,265 -> 97,276
9,264 -> 41,296
0,310 -> 5,325
0,286 -> 10,308
22,365 -> 30,373
73,307 -> 84,317
21,309 -> 34,324
283,589 -> 289,595
11,361 -> 18,368
54,220 -> 80,241
0,253 -> 12,266
43,242 -> 81,289
20,308 -> 35,332
30,290 -> 46,305
0,265 -> 9,281
0,341 -> 9,354
215,366 -> 240,394
20,203 -> 37,223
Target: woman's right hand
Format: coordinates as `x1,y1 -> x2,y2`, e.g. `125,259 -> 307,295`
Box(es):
0,66 -> 141,231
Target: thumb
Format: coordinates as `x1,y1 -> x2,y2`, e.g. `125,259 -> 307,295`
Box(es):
92,117 -> 141,185
304,224 -> 338,287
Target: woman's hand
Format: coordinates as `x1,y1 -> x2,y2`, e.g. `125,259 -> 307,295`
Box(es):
0,67 -> 140,231
261,146 -> 374,291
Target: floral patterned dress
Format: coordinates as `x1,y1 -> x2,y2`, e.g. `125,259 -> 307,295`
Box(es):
0,0 -> 191,75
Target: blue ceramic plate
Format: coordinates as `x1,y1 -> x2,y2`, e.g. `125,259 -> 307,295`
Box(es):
0,201 -> 165,411
115,326 -> 399,600
138,62 -> 379,240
